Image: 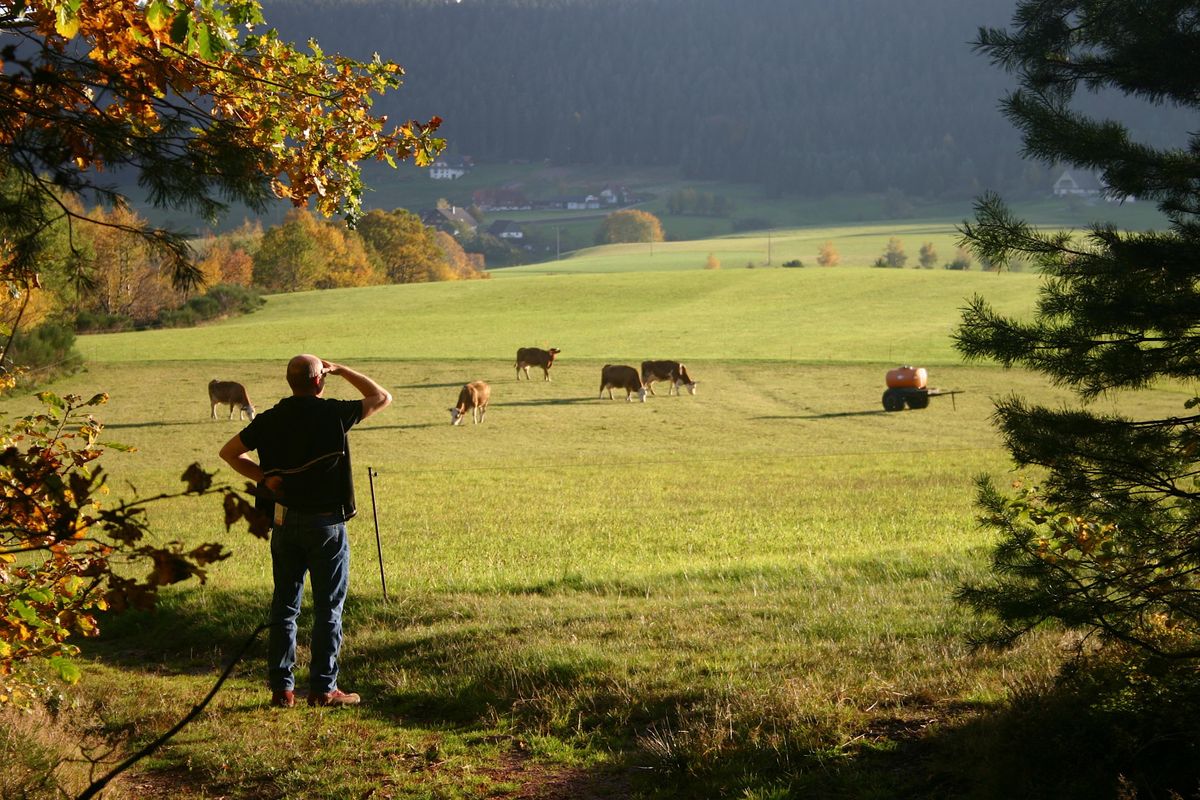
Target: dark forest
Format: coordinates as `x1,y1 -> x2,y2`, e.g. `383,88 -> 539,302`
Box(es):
265,0 -> 1187,199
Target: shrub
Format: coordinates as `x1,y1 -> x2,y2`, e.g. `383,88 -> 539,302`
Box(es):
704,253 -> 721,270
156,306 -> 200,328
816,241 -> 840,267
184,294 -> 221,319
203,283 -> 265,315
945,248 -> 973,270
74,311 -> 132,333
782,259 -> 804,268
2,322 -> 83,388
155,284 -> 264,329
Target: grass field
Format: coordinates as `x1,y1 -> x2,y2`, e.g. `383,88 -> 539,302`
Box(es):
3,245 -> 1189,798
75,267 -> 1040,367
500,224 -> 988,275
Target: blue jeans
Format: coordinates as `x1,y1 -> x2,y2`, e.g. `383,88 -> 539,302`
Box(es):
268,516 -> 349,694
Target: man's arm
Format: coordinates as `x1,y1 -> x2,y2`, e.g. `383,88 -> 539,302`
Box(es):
220,434 -> 266,484
220,435 -> 284,495
323,360 -> 392,420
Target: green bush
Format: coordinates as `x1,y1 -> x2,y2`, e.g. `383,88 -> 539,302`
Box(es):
156,306 -> 201,328
156,284 -> 264,329
3,321 -> 84,387
184,294 -> 221,318
204,283 -> 266,315
74,310 -> 133,333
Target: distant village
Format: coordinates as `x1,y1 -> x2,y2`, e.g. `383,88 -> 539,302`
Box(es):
421,157 -> 1124,246
423,155 -> 638,244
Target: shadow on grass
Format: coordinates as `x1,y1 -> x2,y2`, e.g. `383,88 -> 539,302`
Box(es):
755,409 -> 887,420
105,419 -> 219,429
499,397 -> 600,407
78,591 -> 1200,800
391,382 -> 475,390
356,422 -> 441,431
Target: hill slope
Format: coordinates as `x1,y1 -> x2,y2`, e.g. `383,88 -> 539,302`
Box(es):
78,267 -> 1037,366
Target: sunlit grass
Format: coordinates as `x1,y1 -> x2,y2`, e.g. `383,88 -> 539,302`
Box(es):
75,268 -> 1039,366
5,268 -> 1194,797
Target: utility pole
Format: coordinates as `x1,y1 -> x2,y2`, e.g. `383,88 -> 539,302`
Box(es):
767,229 -> 772,266
555,226 -> 560,261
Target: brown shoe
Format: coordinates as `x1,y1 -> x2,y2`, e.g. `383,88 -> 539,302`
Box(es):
308,688 -> 361,707
271,689 -> 295,708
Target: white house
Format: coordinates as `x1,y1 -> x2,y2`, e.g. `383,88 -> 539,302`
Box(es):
1053,169 -> 1104,197
488,220 -> 524,240
1052,168 -> 1135,203
429,156 -> 473,180
599,186 -> 628,205
565,194 -> 601,210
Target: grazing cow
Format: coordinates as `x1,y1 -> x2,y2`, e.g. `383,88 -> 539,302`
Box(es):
449,381 -> 490,425
208,379 -> 256,420
640,360 -> 698,396
599,364 -> 646,403
515,347 -> 561,381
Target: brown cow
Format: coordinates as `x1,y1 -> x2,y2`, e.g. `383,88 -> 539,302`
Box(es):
449,381 -> 490,425
209,379 -> 256,420
641,360 -> 698,396
599,364 -> 646,403
515,347 -> 561,381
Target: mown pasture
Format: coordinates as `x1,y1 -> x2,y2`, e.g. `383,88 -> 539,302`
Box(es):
500,222 -> 982,276
73,267 -> 1041,366
3,265 -> 1191,798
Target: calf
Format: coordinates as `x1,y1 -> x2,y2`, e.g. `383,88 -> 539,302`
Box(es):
449,380 -> 490,425
599,364 -> 646,403
516,347 -> 561,381
641,360 -> 698,396
209,379 -> 256,420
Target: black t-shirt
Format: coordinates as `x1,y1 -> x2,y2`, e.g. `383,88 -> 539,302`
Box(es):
238,395 -> 363,518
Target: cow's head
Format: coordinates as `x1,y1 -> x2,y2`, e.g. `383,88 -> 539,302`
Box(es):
677,380 -> 698,396
244,404 -> 257,420
638,386 -> 647,402
448,407 -> 465,425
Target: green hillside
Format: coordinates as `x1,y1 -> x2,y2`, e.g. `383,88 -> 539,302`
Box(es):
501,221 -> 976,275
77,266 -> 1039,366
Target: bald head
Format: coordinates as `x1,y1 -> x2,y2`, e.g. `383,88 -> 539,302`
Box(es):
287,354 -> 325,395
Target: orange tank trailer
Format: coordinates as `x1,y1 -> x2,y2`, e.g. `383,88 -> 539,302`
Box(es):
881,366 -> 961,411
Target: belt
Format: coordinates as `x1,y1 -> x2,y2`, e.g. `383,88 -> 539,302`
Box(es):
277,507 -> 346,526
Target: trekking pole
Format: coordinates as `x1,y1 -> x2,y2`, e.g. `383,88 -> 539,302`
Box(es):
368,467 -> 389,603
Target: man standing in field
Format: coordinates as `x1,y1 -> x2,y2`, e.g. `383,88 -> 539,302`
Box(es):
219,354 -> 392,708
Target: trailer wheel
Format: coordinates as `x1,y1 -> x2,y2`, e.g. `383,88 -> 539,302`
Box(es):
905,392 -> 930,410
882,389 -> 905,412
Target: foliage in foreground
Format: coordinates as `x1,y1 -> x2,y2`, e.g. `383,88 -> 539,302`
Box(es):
956,3 -> 1200,659
0,393 -> 268,706
0,0 -> 443,376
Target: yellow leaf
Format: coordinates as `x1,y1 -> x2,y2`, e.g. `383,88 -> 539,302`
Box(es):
145,0 -> 170,33
55,7 -> 80,39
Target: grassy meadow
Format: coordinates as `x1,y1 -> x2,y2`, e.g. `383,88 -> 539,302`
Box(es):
500,223 -> 981,275
4,259 -> 1191,798
75,267 -> 1041,366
